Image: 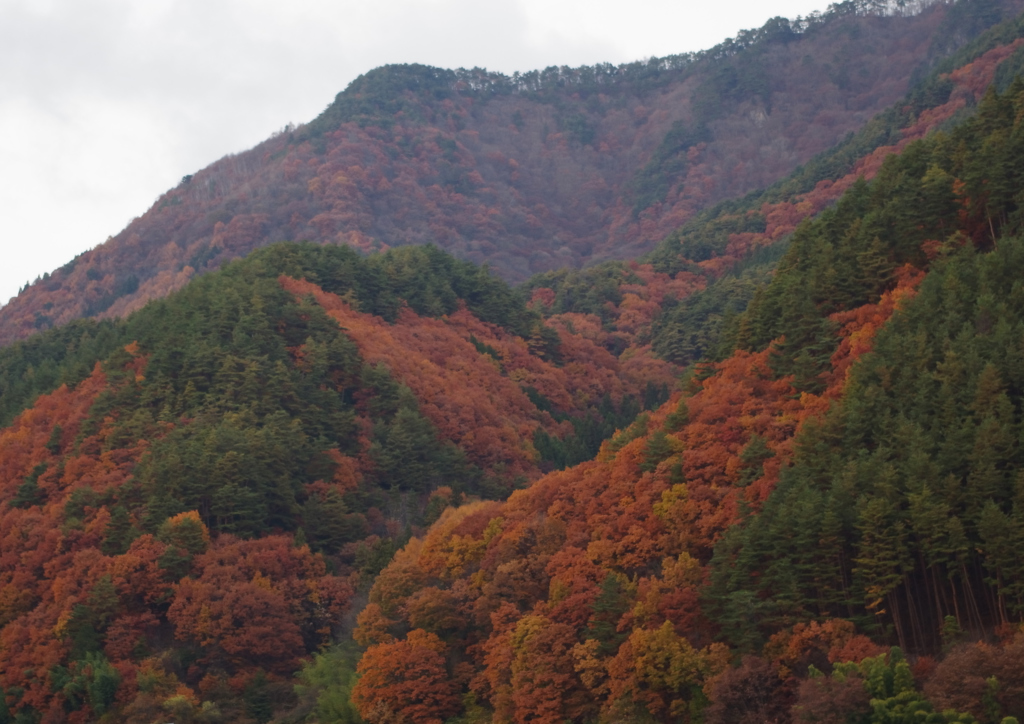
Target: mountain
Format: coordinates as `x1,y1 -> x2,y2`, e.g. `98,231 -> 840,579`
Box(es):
5,1 -> 1024,723
0,243 -> 675,723
348,75 -> 1024,724
2,0 -> 1022,347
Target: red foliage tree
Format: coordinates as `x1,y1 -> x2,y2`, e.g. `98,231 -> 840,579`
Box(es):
705,655 -> 794,724
352,629 -> 461,724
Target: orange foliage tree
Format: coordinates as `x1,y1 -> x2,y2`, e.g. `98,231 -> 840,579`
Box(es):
352,629 -> 461,724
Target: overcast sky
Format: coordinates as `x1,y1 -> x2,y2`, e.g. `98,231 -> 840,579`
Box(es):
0,0 -> 830,307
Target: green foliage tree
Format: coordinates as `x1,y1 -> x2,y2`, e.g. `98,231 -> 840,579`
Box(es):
295,644 -> 365,724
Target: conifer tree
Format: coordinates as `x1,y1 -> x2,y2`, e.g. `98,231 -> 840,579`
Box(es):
101,506 -> 136,556
10,462 -> 47,509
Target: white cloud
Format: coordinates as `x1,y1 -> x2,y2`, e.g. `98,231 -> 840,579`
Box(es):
0,0 -> 830,306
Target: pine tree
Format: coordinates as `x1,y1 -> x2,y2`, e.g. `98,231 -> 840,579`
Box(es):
304,490 -> 366,554
640,430 -> 675,473
977,501 -> 1024,620
664,397 -> 690,432
244,672 -> 274,724
854,496 -> 912,648
585,573 -> 631,654
100,506 -> 136,556
45,424 -> 63,455
737,434 -> 774,487
10,462 -> 47,509
856,236 -> 894,304
815,502 -> 851,616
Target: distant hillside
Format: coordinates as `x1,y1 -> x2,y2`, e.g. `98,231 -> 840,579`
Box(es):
2,0 -> 1021,346
523,8 -> 1024,375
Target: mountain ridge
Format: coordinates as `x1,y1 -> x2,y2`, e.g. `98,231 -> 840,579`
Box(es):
3,0 -> 1019,347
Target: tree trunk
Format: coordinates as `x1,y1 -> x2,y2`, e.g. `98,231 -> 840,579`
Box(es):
888,591 -> 908,652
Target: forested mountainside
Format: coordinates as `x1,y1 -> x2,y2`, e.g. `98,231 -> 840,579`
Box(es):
5,63 -> 1024,724
348,79 -> 1024,724
524,8 -> 1024,375
7,2 -> 1024,723
2,0 -> 1022,347
0,243 -> 675,723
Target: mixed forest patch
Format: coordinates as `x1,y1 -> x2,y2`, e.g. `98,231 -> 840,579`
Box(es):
0,244 -> 671,722
341,80 -> 1024,723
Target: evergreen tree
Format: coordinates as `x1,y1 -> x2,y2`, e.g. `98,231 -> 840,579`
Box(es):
737,434 -> 774,487
640,429 -> 675,473
10,463 -> 47,509
304,490 -> 367,554
45,424 -> 62,455
586,573 -> 631,654
244,672 -> 273,724
100,506 -> 136,556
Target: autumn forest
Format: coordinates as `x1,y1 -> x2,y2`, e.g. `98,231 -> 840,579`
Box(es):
6,0 -> 1024,722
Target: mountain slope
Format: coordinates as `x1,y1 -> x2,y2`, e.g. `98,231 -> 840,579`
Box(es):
2,0 -> 1021,347
0,243 -> 677,722
7,3 -> 1024,723
344,78 -> 1024,724
525,12 -> 1024,370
